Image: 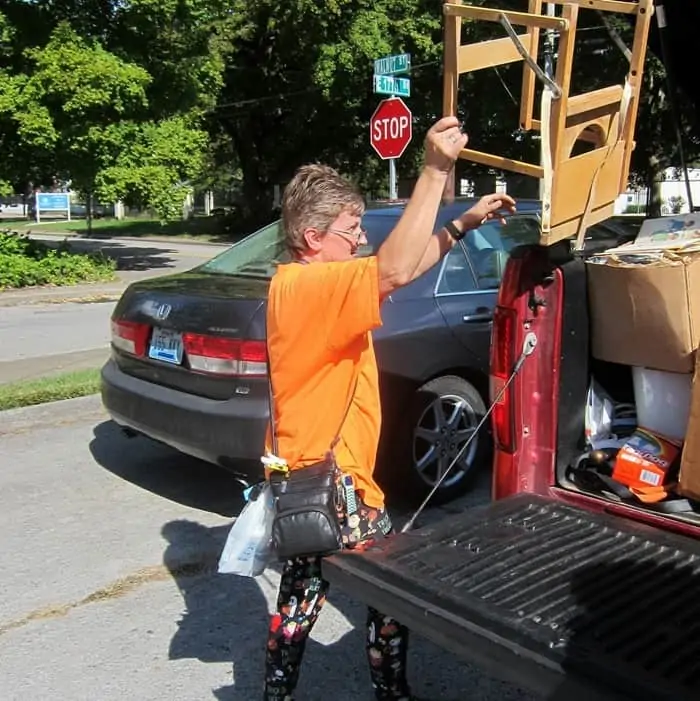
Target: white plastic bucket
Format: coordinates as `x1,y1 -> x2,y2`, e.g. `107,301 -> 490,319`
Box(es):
632,366 -> 693,441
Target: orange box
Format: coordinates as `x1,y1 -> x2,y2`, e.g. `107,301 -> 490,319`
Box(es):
612,427 -> 682,490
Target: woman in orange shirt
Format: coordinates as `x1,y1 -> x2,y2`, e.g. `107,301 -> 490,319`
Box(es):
264,116 -> 515,701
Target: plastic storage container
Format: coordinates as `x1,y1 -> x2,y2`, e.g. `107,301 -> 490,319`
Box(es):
632,366 -> 693,441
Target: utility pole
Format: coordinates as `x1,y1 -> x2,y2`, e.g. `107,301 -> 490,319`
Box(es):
655,3 -> 694,212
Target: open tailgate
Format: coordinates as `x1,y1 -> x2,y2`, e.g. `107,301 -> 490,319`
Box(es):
324,495 -> 700,701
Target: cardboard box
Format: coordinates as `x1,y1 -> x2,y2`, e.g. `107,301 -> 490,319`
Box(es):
680,354 -> 700,501
587,253 -> 700,373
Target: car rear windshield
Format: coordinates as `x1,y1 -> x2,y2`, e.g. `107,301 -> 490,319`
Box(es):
199,221 -> 288,278
198,211 -> 403,278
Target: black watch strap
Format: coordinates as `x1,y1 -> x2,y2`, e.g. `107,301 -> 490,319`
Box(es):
443,219 -> 466,242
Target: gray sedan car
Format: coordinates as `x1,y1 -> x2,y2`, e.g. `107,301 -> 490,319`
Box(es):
101,198 -> 631,505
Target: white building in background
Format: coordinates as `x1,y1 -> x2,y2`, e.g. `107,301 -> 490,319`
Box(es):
615,167 -> 700,214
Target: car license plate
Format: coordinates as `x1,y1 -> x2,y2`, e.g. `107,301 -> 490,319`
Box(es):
148,327 -> 183,365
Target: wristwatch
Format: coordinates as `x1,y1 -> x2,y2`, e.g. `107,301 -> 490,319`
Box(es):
443,219 -> 466,242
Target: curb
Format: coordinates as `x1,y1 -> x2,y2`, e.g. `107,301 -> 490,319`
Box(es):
0,348 -> 110,384
0,286 -> 126,307
0,393 -> 104,430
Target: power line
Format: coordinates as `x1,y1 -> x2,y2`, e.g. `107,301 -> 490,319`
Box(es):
208,27 -> 613,117
211,60 -> 442,112
213,88 -> 320,111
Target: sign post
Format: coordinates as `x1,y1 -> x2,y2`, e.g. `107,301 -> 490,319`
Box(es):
369,97 -> 413,200
372,53 -> 412,200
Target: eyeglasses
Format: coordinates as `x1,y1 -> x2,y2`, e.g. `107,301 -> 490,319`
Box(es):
325,226 -> 367,246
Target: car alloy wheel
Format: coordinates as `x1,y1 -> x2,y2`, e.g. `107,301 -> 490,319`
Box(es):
377,375 -> 489,507
412,392 -> 479,490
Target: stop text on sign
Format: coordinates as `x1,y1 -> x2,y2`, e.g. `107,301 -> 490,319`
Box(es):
372,115 -> 410,142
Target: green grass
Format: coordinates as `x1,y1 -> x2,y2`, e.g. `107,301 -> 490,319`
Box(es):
0,368 -> 101,411
4,215 -> 233,242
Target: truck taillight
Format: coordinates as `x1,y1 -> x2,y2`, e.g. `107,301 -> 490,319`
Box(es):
490,306 -> 517,453
183,333 -> 267,377
111,319 -> 150,357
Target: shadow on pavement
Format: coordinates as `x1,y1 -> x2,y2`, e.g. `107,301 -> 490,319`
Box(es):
89,421 -> 521,700
64,239 -> 181,272
163,518 -> 275,699
94,243 -> 180,272
161,516 -> 374,701
89,419 -> 246,517
161,513 -> 509,701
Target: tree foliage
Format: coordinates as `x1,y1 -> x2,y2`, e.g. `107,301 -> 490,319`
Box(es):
0,1 -> 231,220
209,0 -> 446,226
0,1 -> 698,226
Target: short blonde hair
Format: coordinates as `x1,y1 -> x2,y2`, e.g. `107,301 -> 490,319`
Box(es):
282,164 -> 365,255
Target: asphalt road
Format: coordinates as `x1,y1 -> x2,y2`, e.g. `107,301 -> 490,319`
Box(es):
0,301 -> 116,363
0,235 -> 229,381
0,396 -> 539,701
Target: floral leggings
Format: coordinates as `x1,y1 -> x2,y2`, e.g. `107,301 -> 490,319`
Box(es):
263,504 -> 411,701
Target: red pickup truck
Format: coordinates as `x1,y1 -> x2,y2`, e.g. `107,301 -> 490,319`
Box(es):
324,3 -> 699,699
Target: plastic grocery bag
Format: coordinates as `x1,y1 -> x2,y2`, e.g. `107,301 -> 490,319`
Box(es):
218,482 -> 273,578
585,379 -> 614,448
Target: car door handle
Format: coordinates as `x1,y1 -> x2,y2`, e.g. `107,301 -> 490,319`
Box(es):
462,312 -> 493,323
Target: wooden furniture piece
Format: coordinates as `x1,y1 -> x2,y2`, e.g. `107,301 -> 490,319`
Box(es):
442,0 -> 653,246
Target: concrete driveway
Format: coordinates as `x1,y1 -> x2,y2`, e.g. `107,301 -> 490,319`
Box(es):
0,396 -> 537,701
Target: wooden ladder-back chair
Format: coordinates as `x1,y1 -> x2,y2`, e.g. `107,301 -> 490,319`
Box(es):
442,0 -> 654,247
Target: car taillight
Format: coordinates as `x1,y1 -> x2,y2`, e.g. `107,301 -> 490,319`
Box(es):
490,252 -> 528,454
183,333 -> 267,377
490,306 -> 517,453
111,319 -> 150,357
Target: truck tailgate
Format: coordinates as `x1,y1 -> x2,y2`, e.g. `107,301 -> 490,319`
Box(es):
323,495 -> 700,701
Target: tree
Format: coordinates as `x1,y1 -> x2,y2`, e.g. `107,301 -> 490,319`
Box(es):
0,1 -> 233,221
209,0 -> 448,228
18,25 -> 152,210
94,117 -> 208,220
0,11 -> 14,195
2,0 -> 698,230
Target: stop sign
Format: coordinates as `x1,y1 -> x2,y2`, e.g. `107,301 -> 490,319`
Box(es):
370,97 -> 413,160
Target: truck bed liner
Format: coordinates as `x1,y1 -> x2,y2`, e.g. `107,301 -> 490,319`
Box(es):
324,495 -> 700,701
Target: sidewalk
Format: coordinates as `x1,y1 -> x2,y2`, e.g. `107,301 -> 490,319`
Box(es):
23,228 -> 229,247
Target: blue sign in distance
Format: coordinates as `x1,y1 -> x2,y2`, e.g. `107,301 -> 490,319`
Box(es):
37,193 -> 70,211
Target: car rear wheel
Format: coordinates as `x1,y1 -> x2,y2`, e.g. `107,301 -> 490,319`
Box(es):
393,375 -> 489,506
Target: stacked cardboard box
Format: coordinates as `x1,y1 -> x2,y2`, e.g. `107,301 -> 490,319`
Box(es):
587,215 -> 700,501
